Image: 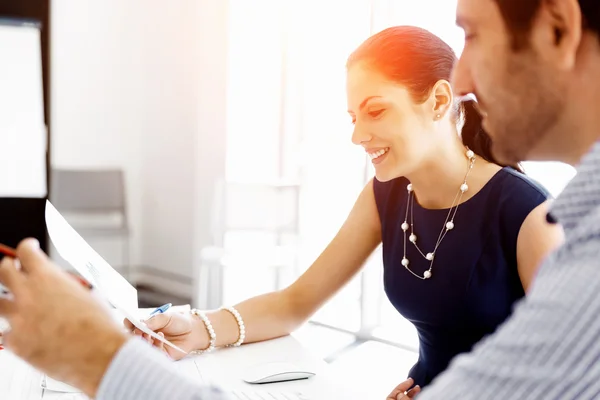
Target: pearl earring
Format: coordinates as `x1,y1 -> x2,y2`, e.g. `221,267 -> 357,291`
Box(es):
435,114 -> 441,120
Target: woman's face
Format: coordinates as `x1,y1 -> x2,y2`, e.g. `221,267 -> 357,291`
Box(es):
347,63 -> 439,182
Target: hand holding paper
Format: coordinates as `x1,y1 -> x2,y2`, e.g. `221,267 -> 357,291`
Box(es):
124,307 -> 201,361
45,201 -> 187,355
0,204 -> 189,398
0,239 -> 128,398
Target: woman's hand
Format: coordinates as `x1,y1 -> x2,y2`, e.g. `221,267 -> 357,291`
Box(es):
124,311 -> 207,360
387,378 -> 421,400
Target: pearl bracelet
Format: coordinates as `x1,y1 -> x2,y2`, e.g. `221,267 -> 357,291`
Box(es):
190,309 -> 216,354
220,306 -> 245,347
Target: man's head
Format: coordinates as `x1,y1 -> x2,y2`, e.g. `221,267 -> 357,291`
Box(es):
453,0 -> 600,165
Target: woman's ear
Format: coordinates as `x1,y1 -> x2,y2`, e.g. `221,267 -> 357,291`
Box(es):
430,79 -> 453,120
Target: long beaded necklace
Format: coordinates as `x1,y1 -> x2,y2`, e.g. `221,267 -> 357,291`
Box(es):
401,149 -> 476,280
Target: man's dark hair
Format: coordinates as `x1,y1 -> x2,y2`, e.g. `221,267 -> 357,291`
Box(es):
494,0 -> 600,49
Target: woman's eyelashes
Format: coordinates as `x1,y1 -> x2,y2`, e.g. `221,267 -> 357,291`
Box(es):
349,108 -> 385,125
368,109 -> 385,119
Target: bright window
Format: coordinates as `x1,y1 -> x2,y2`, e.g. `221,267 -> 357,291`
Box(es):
225,0 -> 577,351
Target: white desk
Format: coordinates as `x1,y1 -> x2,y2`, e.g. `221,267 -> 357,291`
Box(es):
193,335 -> 368,399
0,334 -> 370,400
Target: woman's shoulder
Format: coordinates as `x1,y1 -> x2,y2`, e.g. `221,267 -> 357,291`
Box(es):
494,167 -> 551,201
488,167 -> 551,230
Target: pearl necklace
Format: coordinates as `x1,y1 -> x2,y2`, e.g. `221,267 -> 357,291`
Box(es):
401,149 -> 476,280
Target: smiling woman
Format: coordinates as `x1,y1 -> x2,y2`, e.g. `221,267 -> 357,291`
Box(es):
346,26 -> 522,183
132,23 -> 564,396
218,1 -> 573,396
342,25 -> 564,388
368,147 -> 390,165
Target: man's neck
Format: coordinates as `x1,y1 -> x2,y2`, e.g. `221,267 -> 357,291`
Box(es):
563,36 -> 600,165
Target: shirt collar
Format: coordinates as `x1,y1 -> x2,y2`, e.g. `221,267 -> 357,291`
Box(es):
551,141 -> 600,231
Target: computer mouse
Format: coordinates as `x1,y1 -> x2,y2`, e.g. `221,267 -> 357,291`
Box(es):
242,362 -> 316,384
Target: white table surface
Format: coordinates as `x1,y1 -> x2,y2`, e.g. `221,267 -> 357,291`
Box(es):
193,335 -> 369,399
0,308 -> 370,400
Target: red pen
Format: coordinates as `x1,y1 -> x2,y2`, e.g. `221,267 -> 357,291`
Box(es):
0,244 -> 16,258
0,245 -> 14,351
0,243 -> 17,298
0,244 -> 10,351
0,243 -> 93,289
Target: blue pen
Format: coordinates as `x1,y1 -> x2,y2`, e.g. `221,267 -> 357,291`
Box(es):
148,303 -> 172,318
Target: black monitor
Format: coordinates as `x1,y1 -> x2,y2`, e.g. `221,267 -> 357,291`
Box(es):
0,18 -> 48,250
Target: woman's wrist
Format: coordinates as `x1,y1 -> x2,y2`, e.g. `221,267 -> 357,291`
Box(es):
191,309 -> 217,353
190,311 -> 210,351
220,306 -> 245,347
188,307 -> 246,352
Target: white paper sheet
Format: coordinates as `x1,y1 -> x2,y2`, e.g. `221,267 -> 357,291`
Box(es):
45,201 -> 138,311
43,394 -> 90,400
0,350 -> 44,400
40,374 -> 80,393
43,393 -> 90,400
45,200 -> 186,355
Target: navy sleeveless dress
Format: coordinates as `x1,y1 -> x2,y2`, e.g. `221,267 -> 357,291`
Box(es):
373,167 -> 549,388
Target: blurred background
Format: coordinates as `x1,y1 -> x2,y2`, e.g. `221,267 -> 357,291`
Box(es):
1,0 -> 577,394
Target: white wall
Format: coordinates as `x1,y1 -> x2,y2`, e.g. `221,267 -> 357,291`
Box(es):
51,0 -> 146,266
51,0 -> 228,297
137,0 -> 228,293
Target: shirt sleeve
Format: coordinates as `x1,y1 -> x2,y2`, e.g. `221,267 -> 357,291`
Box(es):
418,245 -> 600,400
97,338 -> 231,400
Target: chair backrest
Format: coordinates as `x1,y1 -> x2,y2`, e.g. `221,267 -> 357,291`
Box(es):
50,169 -> 128,228
210,179 -> 300,247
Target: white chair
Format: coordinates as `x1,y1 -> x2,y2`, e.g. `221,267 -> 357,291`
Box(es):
50,168 -> 131,278
195,179 -> 301,309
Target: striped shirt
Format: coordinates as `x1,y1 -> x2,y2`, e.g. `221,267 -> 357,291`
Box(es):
97,338 -> 230,400
419,142 -> 600,399
97,143 -> 600,400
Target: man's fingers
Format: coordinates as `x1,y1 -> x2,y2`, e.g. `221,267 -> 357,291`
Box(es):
123,318 -> 134,331
0,257 -> 23,292
15,239 -> 48,274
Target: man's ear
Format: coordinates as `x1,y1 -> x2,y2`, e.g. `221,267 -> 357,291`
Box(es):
532,0 -> 582,70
